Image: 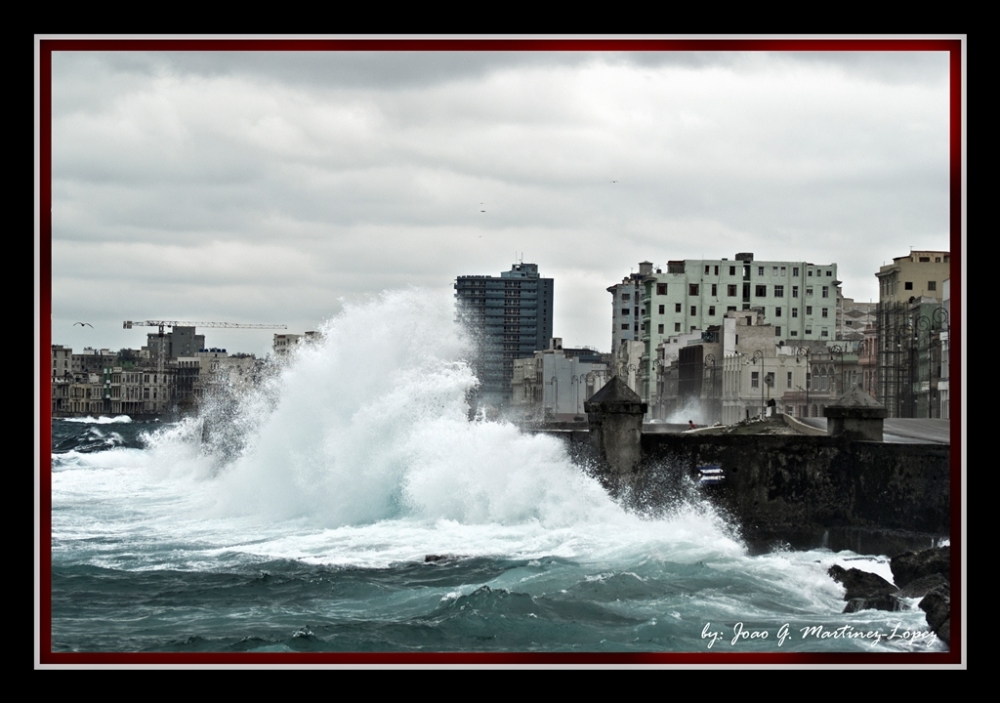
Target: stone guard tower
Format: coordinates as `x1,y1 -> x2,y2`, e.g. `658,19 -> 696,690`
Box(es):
584,376 -> 648,477
824,386 -> 887,441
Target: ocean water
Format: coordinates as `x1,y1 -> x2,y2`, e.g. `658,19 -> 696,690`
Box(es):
48,290 -> 945,656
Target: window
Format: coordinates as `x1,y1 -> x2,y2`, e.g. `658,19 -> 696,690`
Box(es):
714,266 -> 719,275
690,306 -> 697,316
781,266 -> 786,275
621,323 -> 630,330
728,284 -> 737,296
822,308 -> 828,318
806,287 -> 813,297
758,266 -> 764,276
793,267 -> 799,276
775,307 -> 782,316
806,306 -> 813,315
709,306 -> 716,316
711,284 -> 717,296
729,266 -> 736,276
657,283 -> 667,295
928,281 -> 937,291
919,256 -> 930,262
826,270 -> 832,277
821,329 -> 829,337
808,270 -> 813,277
775,326 -> 782,336
791,330 -> 798,337
792,286 -> 799,298
756,285 -> 767,297
658,304 -> 665,314
622,308 -> 630,316
792,308 -> 798,318
904,282 -> 913,290
806,326 -> 812,335
658,324 -> 664,334
787,371 -> 793,387
689,284 -> 700,295
822,287 -> 829,298
752,371 -> 760,389
705,265 -> 710,274
675,323 -> 681,332
772,266 -> 779,276
622,293 -> 631,301
774,285 -> 784,298
675,303 -> 682,313
727,306 -> 736,312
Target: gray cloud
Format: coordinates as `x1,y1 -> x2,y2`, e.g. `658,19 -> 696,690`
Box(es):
50,48 -> 952,356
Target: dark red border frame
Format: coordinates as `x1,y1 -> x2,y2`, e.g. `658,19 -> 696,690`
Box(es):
37,37 -> 964,667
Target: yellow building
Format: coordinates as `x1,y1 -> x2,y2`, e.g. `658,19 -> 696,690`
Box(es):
876,251 -> 950,304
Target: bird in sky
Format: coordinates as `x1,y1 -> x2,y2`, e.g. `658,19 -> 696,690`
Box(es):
73,322 -> 94,327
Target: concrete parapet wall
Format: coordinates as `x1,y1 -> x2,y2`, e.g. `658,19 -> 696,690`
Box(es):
640,433 -> 950,549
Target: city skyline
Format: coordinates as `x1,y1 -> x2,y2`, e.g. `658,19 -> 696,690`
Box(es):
44,40 -> 958,357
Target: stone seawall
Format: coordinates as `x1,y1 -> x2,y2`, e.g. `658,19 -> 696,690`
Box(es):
535,428 -> 951,554
640,434 -> 950,553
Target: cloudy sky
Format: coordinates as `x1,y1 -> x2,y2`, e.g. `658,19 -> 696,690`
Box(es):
46,45 -> 954,357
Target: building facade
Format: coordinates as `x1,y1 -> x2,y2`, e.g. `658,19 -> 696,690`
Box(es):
639,253 -> 840,403
874,251 -> 951,418
510,338 -> 608,420
607,262 -> 656,355
455,263 -> 554,408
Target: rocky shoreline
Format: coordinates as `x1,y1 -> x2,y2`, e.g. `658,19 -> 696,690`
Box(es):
828,545 -> 951,646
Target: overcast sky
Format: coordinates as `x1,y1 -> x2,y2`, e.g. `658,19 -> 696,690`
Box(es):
47,46 -> 953,357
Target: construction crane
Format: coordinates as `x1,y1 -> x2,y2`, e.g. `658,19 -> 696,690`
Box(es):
122,320 -> 287,376
123,320 -> 287,333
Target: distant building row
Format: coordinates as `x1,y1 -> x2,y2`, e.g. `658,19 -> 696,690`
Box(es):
51,327 -> 322,418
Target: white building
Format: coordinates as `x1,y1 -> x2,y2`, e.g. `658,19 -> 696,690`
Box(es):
639,252 -> 840,403
511,338 -> 609,420
607,261 -> 657,355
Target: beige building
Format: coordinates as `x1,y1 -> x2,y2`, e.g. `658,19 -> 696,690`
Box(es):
720,310 -> 809,425
875,251 -> 951,418
876,250 -> 950,304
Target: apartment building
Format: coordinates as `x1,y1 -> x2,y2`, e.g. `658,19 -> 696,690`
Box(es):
638,253 -> 840,402
455,263 -> 554,408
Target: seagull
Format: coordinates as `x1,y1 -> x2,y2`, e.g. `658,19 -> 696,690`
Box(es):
73,322 -> 93,327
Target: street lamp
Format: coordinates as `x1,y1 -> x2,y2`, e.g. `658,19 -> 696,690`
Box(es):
747,349 -> 765,418
796,347 -> 810,416
829,344 -> 845,397
571,374 -> 583,414
704,353 -> 717,424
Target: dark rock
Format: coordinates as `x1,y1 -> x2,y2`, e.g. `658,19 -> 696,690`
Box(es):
919,584 -> 951,645
843,594 -> 904,613
828,564 -> 896,600
425,554 -> 455,563
896,573 -> 950,599
891,545 -> 950,588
